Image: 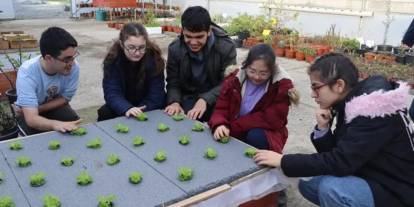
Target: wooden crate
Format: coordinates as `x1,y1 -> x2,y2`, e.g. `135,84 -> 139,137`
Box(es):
0,31 -> 24,35
0,39 -> 9,50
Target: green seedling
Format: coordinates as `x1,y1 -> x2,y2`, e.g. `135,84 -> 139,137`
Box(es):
98,195 -> 116,207
86,138 -> 101,149
106,154 -> 120,166
132,136 -> 145,146
179,135 -> 190,145
204,148 -> 217,160
136,112 -> 148,121
16,156 -> 31,167
43,194 -> 61,207
129,172 -> 142,184
70,127 -> 87,136
172,113 -> 185,121
192,122 -> 204,132
48,140 -> 60,150
157,123 -> 169,132
9,141 -> 23,151
154,150 -> 167,162
30,172 -> 46,187
0,196 -> 15,207
245,147 -> 257,158
116,123 -> 129,133
60,157 -> 74,167
219,136 -> 230,144
178,167 -> 193,181
77,171 -> 93,186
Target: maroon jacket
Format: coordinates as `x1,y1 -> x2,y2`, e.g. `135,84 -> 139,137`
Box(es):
208,68 -> 294,153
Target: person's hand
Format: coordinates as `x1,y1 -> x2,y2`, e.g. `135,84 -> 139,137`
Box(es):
316,108 -> 332,130
12,104 -> 22,117
187,99 -> 207,120
254,150 -> 283,168
125,106 -> 146,117
53,119 -> 82,133
164,102 -> 184,116
213,125 -> 230,140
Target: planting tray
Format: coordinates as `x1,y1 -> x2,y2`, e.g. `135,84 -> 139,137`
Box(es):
0,124 -> 186,207
96,110 -> 262,198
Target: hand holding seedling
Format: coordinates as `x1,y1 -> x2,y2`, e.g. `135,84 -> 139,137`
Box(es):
253,149 -> 283,168
125,106 -> 146,118
187,98 -> 206,120
315,108 -> 331,130
213,125 -> 229,140
54,119 -> 82,133
164,102 -> 184,116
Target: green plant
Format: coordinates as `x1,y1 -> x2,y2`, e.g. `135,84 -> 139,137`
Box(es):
225,13 -> 254,36
204,148 -> 217,160
154,150 -> 167,162
172,113 -> 185,121
136,112 -> 148,121
251,15 -> 273,37
342,38 -> 360,52
129,172 -> 143,184
30,172 -> 46,187
60,156 -> 74,167
132,136 -> 145,146
77,171 -> 93,186
0,46 -> 32,90
9,141 -> 23,150
179,135 -> 190,145
70,127 -> 87,136
218,136 -> 230,144
48,140 -> 60,150
145,9 -> 160,27
86,138 -> 101,149
178,167 -> 193,181
192,122 -> 204,132
245,147 -> 257,158
302,47 -> 316,56
0,196 -> 15,207
116,123 -> 129,133
157,123 -> 169,132
98,195 -> 116,207
16,156 -> 31,167
0,100 -> 16,134
324,24 -> 342,49
43,194 -> 61,207
106,153 -> 120,166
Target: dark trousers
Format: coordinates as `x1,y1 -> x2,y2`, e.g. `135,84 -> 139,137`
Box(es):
97,104 -> 120,121
17,104 -> 79,136
239,128 -> 270,150
181,98 -> 214,122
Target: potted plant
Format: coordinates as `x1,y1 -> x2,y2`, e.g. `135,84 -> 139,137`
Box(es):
225,13 -> 253,41
295,46 -> 306,61
144,9 -> 162,35
275,40 -> 285,57
0,97 -> 18,140
341,38 -> 360,54
303,47 -> 316,63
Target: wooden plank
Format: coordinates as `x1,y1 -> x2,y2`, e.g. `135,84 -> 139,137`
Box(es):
168,184 -> 231,207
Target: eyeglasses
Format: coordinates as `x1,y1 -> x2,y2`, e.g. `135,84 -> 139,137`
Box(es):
311,83 -> 329,95
54,51 -> 80,64
246,67 -> 271,78
124,44 -> 147,54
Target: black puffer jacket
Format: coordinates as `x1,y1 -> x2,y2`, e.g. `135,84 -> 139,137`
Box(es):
281,76 -> 414,207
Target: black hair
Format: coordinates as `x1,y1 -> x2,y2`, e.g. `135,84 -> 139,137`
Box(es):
308,53 -> 359,90
181,6 -> 211,32
39,27 -> 78,58
241,44 -> 277,74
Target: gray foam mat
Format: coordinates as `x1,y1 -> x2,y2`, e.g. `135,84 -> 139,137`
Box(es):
0,149 -> 30,207
96,110 -> 262,197
0,124 -> 186,207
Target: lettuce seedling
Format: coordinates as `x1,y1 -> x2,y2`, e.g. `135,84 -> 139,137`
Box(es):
98,195 -> 116,207
43,194 -> 61,207
106,154 -> 120,166
30,172 -> 46,187
178,167 -> 193,181
172,113 -> 185,121
48,140 -> 60,150
86,138 -> 101,149
154,150 -> 167,162
157,123 -> 169,132
245,147 -> 257,158
204,148 -> 217,160
16,156 -> 31,167
129,172 -> 142,184
9,141 -> 23,151
77,171 -> 93,186
179,135 -> 190,145
192,122 -> 204,132
116,123 -> 129,133
0,196 -> 15,207
70,127 -> 87,136
60,157 -> 74,167
132,136 -> 145,146
136,112 -> 148,121
219,136 -> 230,144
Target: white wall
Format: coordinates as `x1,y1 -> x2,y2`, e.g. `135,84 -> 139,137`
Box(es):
0,0 -> 16,20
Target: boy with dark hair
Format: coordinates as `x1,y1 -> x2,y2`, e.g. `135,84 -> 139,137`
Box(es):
165,6 -> 236,122
15,27 -> 81,135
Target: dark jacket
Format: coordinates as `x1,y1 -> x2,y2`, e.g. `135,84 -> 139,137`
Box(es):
166,26 -> 236,106
281,76 -> 414,207
208,68 -> 294,153
102,53 -> 165,115
403,18 -> 414,47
